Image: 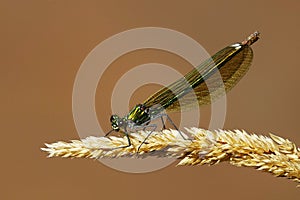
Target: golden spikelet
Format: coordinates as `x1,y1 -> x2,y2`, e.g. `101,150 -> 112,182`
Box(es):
41,128 -> 300,185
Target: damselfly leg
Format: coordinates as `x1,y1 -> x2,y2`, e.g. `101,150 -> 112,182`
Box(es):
105,127 -> 132,149
137,113 -> 189,152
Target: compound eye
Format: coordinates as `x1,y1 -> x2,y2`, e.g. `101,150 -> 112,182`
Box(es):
110,115 -> 118,122
112,124 -> 120,131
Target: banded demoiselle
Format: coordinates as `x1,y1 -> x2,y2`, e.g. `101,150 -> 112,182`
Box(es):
106,32 -> 260,151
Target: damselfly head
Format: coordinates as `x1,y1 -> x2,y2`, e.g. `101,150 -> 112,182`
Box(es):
110,114 -> 121,131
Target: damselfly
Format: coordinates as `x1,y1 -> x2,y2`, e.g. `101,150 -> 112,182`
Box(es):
106,32 -> 260,151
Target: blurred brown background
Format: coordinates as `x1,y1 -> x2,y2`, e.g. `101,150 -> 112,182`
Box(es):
1,0 -> 300,199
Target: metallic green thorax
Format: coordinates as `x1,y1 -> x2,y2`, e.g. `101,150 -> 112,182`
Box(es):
127,104 -> 150,125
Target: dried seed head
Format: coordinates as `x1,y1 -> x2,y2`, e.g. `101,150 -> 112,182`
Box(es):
41,128 -> 300,185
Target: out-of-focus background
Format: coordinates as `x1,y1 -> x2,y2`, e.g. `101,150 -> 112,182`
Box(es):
1,0 -> 300,199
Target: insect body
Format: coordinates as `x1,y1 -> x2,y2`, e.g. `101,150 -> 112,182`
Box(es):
106,32 -> 260,151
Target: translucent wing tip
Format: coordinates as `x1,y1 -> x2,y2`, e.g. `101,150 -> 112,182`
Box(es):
242,31 -> 260,46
